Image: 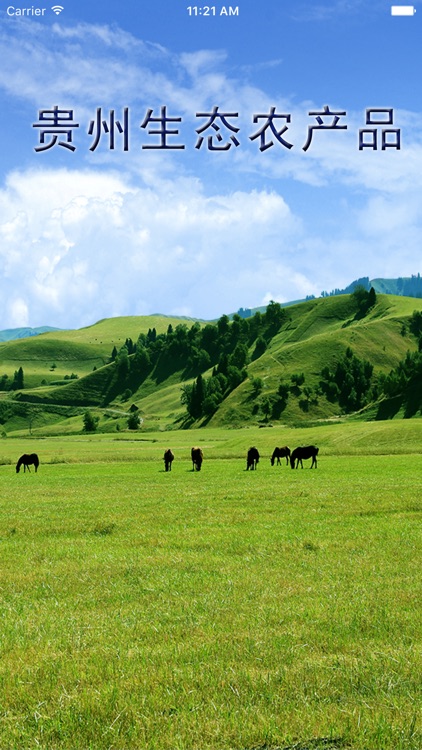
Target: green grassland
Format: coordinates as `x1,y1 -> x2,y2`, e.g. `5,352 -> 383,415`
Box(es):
0,300 -> 420,749
0,422 -> 420,749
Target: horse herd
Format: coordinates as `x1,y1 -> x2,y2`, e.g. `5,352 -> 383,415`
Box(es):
248,445 -> 318,470
15,445 -> 318,475
165,445 -> 319,472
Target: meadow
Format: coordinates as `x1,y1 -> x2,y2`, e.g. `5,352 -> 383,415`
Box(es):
0,421 -> 420,749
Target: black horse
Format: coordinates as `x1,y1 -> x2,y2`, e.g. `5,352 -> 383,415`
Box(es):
271,446 -> 291,466
290,446 -> 319,469
163,449 -> 174,472
246,447 -> 260,470
16,453 -> 39,473
191,447 -> 203,471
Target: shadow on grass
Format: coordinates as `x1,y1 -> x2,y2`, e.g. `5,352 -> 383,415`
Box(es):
91,522 -> 116,536
245,738 -> 348,750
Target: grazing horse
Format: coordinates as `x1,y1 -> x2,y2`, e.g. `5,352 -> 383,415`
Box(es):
16,453 -> 39,473
290,446 -> 319,469
163,449 -> 174,472
191,446 -> 203,471
246,446 -> 260,470
271,446 -> 291,466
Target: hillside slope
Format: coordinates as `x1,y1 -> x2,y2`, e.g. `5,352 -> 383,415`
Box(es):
211,294 -> 421,426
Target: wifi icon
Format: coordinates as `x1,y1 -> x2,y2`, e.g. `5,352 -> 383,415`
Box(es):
51,5 -> 64,14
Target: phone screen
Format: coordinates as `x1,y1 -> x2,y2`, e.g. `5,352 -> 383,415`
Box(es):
1,1 -> 419,328
1,5 -> 421,749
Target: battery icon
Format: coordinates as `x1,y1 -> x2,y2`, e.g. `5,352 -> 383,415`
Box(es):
391,5 -> 416,14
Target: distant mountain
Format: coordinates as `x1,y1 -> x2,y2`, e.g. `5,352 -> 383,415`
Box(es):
323,274 -> 422,299
234,274 -> 422,318
371,274 -> 422,298
0,326 -> 61,343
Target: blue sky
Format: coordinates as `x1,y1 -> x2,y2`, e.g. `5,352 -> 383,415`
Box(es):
0,0 -> 421,329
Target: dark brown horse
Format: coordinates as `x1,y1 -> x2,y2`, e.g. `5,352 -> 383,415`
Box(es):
163,449 -> 174,472
246,446 -> 260,470
290,446 -> 319,469
271,446 -> 291,466
191,447 -> 203,471
16,453 -> 39,473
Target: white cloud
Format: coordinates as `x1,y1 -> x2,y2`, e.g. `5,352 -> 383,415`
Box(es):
291,0 -> 370,22
51,22 -> 149,52
0,22 -> 175,110
9,298 -> 29,328
0,166 -> 306,328
179,50 -> 228,77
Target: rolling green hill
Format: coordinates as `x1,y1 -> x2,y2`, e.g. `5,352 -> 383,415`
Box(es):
210,294 -> 421,427
0,315 -> 201,386
1,295 -> 421,436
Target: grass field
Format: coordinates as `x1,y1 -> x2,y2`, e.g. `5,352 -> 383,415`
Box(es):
0,422 -> 421,749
